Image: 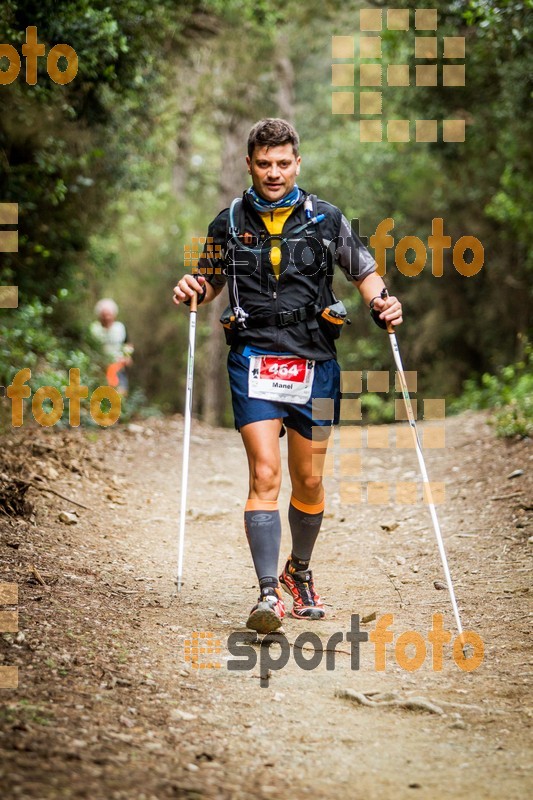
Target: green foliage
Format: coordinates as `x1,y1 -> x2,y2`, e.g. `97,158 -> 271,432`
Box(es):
298,0 -> 532,404
361,392 -> 396,425
118,387 -> 163,425
451,343 -> 533,438
492,397 -> 533,440
0,297 -> 102,388
1,0 -> 531,430
0,0 -> 206,304
0,295 -> 108,427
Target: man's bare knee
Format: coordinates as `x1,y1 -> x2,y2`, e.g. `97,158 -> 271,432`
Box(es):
250,462 -> 281,496
292,474 -> 323,501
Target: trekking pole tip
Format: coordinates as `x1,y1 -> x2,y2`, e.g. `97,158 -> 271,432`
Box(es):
457,632 -> 472,660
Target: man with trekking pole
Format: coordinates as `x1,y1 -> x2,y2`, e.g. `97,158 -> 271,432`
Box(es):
173,118 -> 402,634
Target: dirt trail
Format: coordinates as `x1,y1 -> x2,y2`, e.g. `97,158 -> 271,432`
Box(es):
0,411 -> 531,799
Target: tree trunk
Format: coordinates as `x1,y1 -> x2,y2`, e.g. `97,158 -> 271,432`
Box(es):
201,41 -> 295,426
276,50 -> 295,123
202,117 -> 248,426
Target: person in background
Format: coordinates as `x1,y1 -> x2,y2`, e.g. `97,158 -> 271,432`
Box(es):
91,298 -> 133,396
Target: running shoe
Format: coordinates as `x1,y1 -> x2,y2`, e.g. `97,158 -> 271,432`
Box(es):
279,559 -> 325,620
246,587 -> 285,634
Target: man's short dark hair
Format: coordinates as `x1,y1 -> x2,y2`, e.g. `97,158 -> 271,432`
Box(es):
247,118 -> 300,158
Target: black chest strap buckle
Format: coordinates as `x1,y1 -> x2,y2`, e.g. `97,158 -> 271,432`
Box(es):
277,307 -> 308,327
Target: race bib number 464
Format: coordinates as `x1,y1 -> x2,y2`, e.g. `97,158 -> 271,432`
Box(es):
248,356 -> 315,404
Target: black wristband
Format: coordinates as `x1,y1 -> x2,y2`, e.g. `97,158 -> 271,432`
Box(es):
184,283 -> 206,307
370,307 -> 388,330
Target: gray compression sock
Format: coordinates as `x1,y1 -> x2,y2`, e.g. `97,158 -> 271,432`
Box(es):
244,499 -> 282,583
288,494 -> 325,568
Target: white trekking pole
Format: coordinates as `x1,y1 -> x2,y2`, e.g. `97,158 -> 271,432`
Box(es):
380,289 -> 468,655
177,291 -> 198,592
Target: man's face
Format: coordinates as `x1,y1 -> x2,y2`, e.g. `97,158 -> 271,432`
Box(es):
246,143 -> 301,203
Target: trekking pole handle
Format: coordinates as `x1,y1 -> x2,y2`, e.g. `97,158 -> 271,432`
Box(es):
379,288 -> 395,334
190,291 -> 198,313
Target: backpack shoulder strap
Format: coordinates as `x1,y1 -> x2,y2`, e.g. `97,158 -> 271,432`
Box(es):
308,193 -> 334,289
227,197 -> 245,241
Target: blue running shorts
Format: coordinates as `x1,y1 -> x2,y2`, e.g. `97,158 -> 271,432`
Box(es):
227,347 -> 341,441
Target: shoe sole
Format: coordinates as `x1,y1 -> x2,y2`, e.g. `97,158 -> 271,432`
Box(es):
279,579 -> 326,620
246,604 -> 284,634
291,607 -> 325,620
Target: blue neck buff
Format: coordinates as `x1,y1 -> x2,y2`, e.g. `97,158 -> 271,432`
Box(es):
247,184 -> 300,213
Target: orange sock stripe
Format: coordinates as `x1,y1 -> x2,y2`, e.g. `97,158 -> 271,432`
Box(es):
290,495 -> 325,515
245,498 -> 279,512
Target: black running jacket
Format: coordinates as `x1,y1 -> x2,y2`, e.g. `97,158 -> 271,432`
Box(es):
197,189 -> 376,360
